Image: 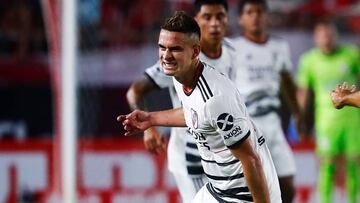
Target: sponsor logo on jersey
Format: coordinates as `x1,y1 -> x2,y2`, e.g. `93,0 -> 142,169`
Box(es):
216,113 -> 234,131
223,126 -> 242,140
258,136 -> 265,146
191,108 -> 198,129
188,127 -> 210,150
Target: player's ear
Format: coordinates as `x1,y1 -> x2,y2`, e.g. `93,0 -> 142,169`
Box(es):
192,43 -> 201,59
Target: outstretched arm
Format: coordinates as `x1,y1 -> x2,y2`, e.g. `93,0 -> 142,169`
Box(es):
331,82 -> 360,109
117,108 -> 186,136
229,137 -> 270,203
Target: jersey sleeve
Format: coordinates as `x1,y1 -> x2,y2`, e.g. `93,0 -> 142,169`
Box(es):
297,52 -> 313,89
205,93 -> 251,148
144,61 -> 173,88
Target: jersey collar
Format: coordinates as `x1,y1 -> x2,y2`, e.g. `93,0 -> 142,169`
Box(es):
183,62 -> 204,96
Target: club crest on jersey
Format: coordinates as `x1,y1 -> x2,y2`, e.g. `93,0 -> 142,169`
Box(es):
216,113 -> 234,131
191,108 -> 198,129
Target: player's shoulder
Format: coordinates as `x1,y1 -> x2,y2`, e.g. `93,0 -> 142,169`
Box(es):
202,62 -> 229,81
227,35 -> 246,45
201,62 -> 236,94
301,48 -> 320,60
268,34 -> 287,44
266,35 -> 290,50
340,44 -> 359,54
222,37 -> 237,52
145,61 -> 162,75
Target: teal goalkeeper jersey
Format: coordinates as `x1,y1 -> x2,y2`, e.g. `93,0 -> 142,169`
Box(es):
297,45 -> 360,136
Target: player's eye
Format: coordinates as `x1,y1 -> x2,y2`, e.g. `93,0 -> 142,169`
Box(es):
158,45 -> 167,51
202,14 -> 211,21
217,13 -> 226,21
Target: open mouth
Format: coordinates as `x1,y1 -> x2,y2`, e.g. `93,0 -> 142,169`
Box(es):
210,32 -> 221,37
162,61 -> 177,70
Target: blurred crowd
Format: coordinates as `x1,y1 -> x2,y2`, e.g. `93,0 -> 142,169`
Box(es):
0,0 -> 359,58
0,0 -> 359,138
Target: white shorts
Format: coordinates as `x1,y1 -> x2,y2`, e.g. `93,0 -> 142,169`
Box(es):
168,127 -> 207,203
167,128 -> 187,174
192,184 -> 218,203
252,112 -> 296,177
192,183 -> 282,203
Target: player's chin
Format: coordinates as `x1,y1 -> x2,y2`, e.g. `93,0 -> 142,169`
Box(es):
161,64 -> 177,76
162,69 -> 175,76
162,66 -> 175,76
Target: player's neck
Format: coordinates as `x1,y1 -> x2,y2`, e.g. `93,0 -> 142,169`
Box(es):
244,31 -> 268,44
181,60 -> 203,95
320,45 -> 337,55
201,43 -> 222,59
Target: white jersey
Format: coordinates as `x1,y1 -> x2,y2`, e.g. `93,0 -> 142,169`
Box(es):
231,36 -> 292,117
174,63 -> 281,202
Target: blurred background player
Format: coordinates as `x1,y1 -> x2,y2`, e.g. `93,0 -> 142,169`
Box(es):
297,20 -> 360,203
126,0 -> 235,201
230,0 -> 301,202
331,82 -> 360,109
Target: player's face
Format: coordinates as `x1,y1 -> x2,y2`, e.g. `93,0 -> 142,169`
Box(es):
158,29 -> 199,78
194,4 -> 228,46
314,24 -> 337,53
239,3 -> 266,35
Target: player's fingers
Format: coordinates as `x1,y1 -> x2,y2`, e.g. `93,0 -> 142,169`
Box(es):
127,109 -> 142,119
155,137 -> 166,154
124,124 -> 141,135
123,119 -> 137,128
144,142 -> 155,153
335,84 -> 341,92
124,131 -> 136,136
116,115 -> 126,122
144,139 -> 154,149
123,124 -> 133,131
154,147 -> 164,154
145,139 -> 158,154
350,85 -> 356,93
342,81 -> 348,90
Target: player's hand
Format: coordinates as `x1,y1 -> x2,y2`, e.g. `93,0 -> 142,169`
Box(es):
143,127 -> 166,154
116,110 -> 152,136
331,81 -> 356,109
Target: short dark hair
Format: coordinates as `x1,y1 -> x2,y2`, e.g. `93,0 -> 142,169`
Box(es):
193,0 -> 228,15
238,0 -> 268,14
161,11 -> 201,40
314,18 -> 335,29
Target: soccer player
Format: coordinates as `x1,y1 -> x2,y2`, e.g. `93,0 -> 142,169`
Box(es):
119,11 -> 281,203
125,0 -> 234,202
331,82 -> 360,109
297,21 -> 360,203
230,0 -> 300,202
